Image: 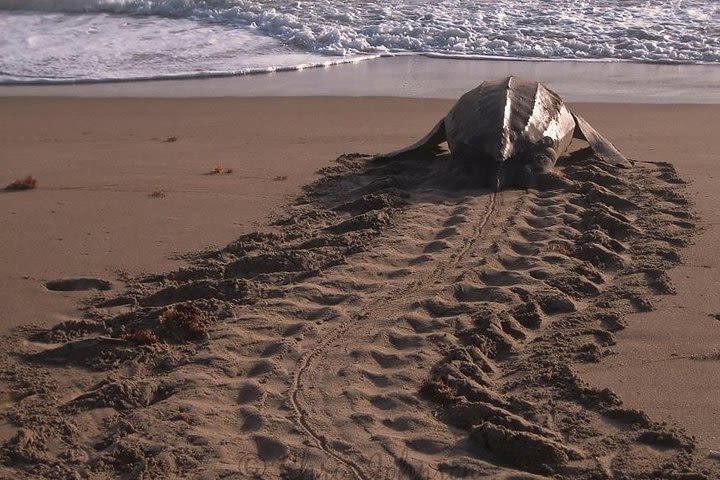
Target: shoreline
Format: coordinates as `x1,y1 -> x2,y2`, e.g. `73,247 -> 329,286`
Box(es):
3,53 -> 716,87
1,56 -> 719,103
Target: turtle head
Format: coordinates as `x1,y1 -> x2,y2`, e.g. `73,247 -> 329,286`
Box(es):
450,140 -> 558,190
499,140 -> 559,190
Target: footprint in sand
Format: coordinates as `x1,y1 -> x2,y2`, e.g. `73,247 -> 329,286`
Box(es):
253,435 -> 287,461
239,407 -> 265,432
45,277 -> 112,292
237,382 -> 266,405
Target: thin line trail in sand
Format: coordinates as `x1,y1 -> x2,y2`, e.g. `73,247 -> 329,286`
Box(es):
288,191 -> 498,477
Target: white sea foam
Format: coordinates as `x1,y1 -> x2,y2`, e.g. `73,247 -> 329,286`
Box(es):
0,12 -> 379,83
0,0 -> 717,83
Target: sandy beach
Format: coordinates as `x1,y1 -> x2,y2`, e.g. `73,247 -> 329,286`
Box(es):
1,90 -> 720,478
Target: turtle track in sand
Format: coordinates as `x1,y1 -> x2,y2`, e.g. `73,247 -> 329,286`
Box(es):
0,151 -> 716,479
288,190 -> 499,479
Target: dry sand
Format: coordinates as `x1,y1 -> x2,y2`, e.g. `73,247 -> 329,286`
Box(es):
1,97 -> 719,479
0,97 -> 449,333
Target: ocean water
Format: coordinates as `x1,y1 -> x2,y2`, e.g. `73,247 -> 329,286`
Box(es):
0,0 -> 717,84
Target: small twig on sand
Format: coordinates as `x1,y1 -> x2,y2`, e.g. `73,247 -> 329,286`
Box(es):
208,163 -> 233,175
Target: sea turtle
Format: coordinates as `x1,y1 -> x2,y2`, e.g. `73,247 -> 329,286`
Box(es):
379,76 -> 630,190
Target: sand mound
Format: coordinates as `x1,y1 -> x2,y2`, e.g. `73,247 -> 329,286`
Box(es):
1,150 -> 715,479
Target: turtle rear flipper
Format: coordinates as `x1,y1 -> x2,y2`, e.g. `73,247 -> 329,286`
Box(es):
572,114 -> 631,168
376,119 -> 446,159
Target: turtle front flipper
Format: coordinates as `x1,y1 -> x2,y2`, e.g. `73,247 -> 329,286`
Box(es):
376,118 -> 446,159
572,114 -> 632,168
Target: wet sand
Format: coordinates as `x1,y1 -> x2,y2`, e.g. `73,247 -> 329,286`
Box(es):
1,56 -> 719,103
1,96 -> 719,478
